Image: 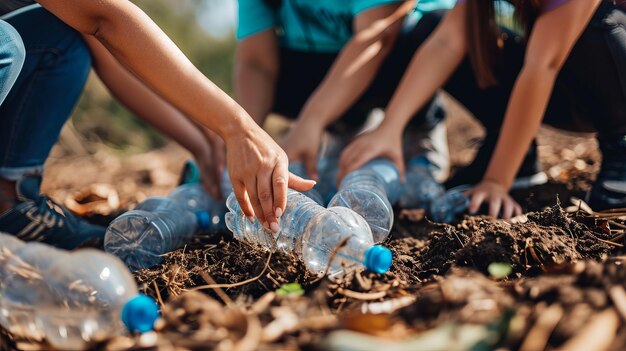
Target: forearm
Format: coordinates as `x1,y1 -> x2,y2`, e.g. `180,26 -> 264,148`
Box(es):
38,0 -> 256,140
84,36 -> 210,157
381,34 -> 464,132
484,66 -> 557,189
299,32 -> 397,127
234,63 -> 276,125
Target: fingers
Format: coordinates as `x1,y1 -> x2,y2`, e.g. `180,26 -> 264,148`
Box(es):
232,181 -> 254,222
256,168 -> 279,232
288,172 -> 316,191
468,190 -> 486,215
244,177 -> 265,228
391,152 -> 406,182
488,197 -> 502,218
272,160 -> 288,222
304,152 -> 319,182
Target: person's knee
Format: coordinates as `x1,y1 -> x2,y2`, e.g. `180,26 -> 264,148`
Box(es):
0,21 -> 25,104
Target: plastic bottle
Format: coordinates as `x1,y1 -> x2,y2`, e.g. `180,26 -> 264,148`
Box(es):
316,133 -> 348,204
429,185 -> 471,223
105,184 -> 213,271
225,190 -> 392,277
328,159 -> 401,243
398,155 -> 445,209
288,163 -> 324,205
0,242 -> 68,340
35,250 -> 158,350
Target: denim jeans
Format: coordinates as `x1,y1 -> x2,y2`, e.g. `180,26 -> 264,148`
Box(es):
0,5 -> 91,181
0,19 -> 24,106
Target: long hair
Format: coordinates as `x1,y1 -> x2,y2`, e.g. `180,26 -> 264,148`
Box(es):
466,0 -> 542,88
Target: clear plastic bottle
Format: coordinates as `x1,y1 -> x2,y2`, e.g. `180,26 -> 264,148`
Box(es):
225,190 -> 392,277
327,159 -> 400,243
398,155 -> 445,209
105,185 -> 213,271
169,183 -> 227,233
0,242 -> 68,340
288,163 -> 324,205
35,250 -> 158,350
429,185 -> 471,223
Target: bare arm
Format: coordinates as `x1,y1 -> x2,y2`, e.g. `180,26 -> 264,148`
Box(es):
469,0 -> 601,218
282,2 -> 413,177
84,35 -> 226,197
338,4 -> 467,179
234,29 -> 279,125
36,0 -> 315,230
298,2 -> 413,127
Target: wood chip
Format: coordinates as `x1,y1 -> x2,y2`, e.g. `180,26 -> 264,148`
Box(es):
556,309 -> 619,351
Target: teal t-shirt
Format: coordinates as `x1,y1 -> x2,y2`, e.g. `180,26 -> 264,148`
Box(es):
237,0 -> 457,53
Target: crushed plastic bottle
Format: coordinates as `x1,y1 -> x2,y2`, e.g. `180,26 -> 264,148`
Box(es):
0,242 -> 68,340
398,155 -> 445,209
225,190 -> 392,277
429,185 -> 471,223
0,236 -> 158,349
105,184 -> 214,270
288,163 -> 324,205
328,159 -> 401,243
36,250 -> 158,350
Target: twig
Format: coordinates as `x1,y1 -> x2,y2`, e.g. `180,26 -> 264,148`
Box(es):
337,288 -> 387,301
198,272 -> 235,308
610,233 -> 625,243
152,280 -> 164,306
608,285 -> 626,322
311,237 -> 350,284
556,309 -> 618,351
192,252 -> 272,292
594,237 -> 624,248
519,304 -> 563,351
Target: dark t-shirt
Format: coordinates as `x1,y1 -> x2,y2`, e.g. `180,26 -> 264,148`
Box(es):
0,0 -> 35,16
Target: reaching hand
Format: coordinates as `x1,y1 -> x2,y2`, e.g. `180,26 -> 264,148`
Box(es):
280,119 -> 324,181
224,126 -> 315,232
338,127 -> 405,182
466,180 -> 522,219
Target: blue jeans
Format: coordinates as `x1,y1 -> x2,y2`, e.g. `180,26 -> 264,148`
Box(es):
0,19 -> 24,106
0,5 -> 91,181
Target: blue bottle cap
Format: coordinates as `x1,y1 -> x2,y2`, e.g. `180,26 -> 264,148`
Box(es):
364,245 -> 393,274
195,211 -> 211,230
121,294 -> 159,333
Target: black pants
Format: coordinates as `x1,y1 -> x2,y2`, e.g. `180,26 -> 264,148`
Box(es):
272,10 -> 447,133
444,1 -> 626,138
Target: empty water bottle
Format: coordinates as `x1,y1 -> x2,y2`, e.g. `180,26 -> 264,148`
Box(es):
399,156 -> 445,209
288,163 -> 324,205
316,133 -> 349,204
105,184 -> 214,270
0,242 -> 68,339
225,190 -> 392,277
221,169 -> 234,199
429,186 -> 471,223
35,250 -> 158,350
328,159 -> 401,243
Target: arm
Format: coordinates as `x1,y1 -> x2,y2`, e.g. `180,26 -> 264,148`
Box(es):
84,35 -> 225,198
338,4 -> 467,179
36,0 -> 315,230
282,2 -> 413,178
234,29 -> 279,125
469,0 -> 601,218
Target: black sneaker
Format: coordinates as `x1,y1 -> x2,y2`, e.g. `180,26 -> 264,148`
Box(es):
445,134 -> 547,190
0,175 -> 105,249
587,135 -> 626,211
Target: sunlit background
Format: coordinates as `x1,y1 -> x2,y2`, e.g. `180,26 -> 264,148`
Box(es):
70,0 -> 239,154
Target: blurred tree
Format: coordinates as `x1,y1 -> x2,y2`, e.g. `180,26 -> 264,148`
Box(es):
71,0 -> 236,154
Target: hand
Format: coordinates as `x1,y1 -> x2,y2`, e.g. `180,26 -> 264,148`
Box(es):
466,180 -> 522,219
280,119 -> 324,181
338,127 -> 405,182
193,128 -> 226,199
224,126 -> 316,232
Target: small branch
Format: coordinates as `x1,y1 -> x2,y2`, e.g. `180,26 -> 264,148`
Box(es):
192,252 -> 272,292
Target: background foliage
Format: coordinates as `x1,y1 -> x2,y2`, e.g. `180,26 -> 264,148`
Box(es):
71,0 -> 236,154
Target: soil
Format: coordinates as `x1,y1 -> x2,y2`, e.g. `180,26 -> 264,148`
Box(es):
4,100 -> 626,351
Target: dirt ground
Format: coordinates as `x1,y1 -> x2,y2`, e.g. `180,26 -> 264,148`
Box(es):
5,98 -> 626,351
